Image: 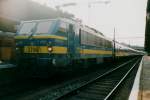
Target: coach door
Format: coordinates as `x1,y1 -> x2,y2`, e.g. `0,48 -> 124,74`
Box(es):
68,24 -> 75,58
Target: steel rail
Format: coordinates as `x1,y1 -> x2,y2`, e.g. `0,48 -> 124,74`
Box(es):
55,57 -> 139,100
104,57 -> 141,100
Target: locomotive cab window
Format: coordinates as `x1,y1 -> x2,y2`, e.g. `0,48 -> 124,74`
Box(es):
19,22 -> 36,35
35,21 -> 54,34
59,22 -> 67,32
56,21 -> 68,37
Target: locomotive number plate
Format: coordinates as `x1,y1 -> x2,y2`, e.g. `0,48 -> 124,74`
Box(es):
24,46 -> 41,53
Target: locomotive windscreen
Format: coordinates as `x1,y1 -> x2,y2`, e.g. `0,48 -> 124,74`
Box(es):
18,20 -> 56,35
35,21 -> 55,34
19,22 -> 36,35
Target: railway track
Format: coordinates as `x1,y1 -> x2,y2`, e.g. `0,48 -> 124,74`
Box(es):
54,57 -> 141,100
0,57 -> 141,100
0,60 -> 123,100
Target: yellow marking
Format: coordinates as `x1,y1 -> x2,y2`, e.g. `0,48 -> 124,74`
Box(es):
116,51 -> 128,56
15,36 -> 28,39
80,49 -> 112,55
24,46 -> 48,53
15,35 -> 67,40
33,35 -> 67,40
24,46 -> 67,54
52,46 -> 67,54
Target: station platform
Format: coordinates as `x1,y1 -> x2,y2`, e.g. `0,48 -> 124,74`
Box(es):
0,63 -> 15,68
0,61 -> 16,85
0,61 -> 15,68
129,56 -> 150,100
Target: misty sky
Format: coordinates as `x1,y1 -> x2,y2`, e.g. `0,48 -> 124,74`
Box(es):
31,0 -> 147,46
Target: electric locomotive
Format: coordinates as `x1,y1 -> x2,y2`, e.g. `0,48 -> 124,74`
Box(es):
15,18 -> 144,75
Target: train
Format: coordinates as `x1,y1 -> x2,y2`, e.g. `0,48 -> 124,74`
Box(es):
0,31 -> 15,63
14,18 -> 145,75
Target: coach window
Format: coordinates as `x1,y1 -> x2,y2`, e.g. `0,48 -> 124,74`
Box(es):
105,40 -> 108,48
100,38 -> 103,47
95,36 -> 99,47
106,41 -> 110,48
93,35 -> 98,46
90,34 -> 95,46
87,33 -> 91,45
107,41 -> 110,48
81,30 -> 85,45
79,29 -> 81,44
81,30 -> 87,45
98,38 -> 102,47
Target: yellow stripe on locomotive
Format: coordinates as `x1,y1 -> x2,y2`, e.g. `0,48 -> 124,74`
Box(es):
24,46 -> 67,54
23,45 -> 112,55
80,49 -> 112,55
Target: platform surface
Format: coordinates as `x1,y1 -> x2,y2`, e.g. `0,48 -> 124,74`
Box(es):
0,60 -> 16,68
139,56 -> 150,100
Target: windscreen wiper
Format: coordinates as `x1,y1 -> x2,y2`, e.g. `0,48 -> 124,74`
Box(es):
28,28 -> 35,39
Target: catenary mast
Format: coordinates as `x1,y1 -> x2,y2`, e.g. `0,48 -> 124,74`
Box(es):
145,0 -> 150,54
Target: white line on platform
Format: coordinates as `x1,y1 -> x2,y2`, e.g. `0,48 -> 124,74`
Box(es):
128,56 -> 143,100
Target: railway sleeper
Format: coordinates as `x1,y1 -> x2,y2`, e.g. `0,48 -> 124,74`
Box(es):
76,92 -> 106,100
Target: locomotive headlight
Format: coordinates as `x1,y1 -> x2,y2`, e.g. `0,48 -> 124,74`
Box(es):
16,47 -> 19,50
48,47 -> 53,52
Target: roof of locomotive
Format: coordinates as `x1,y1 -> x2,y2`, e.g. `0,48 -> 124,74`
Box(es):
20,18 -> 111,40
20,18 -> 78,24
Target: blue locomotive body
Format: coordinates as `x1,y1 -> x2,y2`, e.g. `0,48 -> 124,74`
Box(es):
15,18 -> 145,75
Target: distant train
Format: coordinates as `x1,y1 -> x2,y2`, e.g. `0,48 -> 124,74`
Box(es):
0,31 -> 15,63
15,18 -> 145,75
